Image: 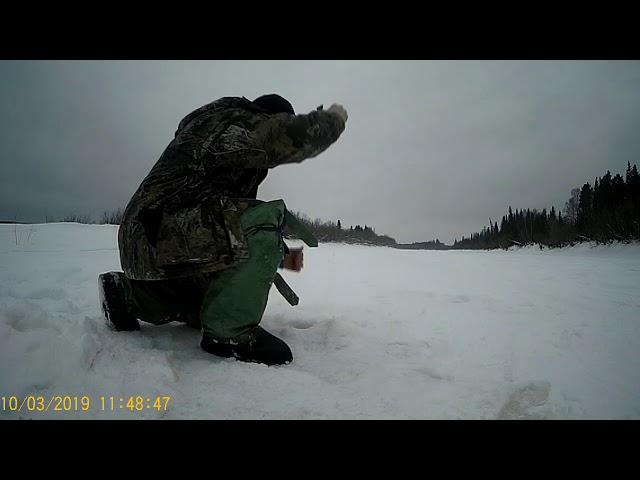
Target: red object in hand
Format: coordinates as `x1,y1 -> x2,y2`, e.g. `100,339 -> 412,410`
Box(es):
282,247 -> 304,272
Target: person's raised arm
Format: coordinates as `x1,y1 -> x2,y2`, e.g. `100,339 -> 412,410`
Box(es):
212,104 -> 348,169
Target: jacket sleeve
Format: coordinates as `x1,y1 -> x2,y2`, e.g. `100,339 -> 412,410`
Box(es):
211,110 -> 346,169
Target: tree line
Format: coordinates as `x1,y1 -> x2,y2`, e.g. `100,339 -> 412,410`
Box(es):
34,162 -> 640,250
43,209 -> 125,225
452,162 -> 640,249
41,208 -> 399,247
285,212 -> 397,246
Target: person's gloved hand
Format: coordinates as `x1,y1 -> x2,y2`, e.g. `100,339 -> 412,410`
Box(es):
327,103 -> 348,123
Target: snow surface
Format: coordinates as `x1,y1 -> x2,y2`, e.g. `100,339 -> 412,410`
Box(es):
1,223 -> 639,419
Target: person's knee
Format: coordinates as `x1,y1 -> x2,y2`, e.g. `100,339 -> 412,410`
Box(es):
262,199 -> 286,225
269,199 -> 287,229
269,198 -> 286,212
241,199 -> 287,230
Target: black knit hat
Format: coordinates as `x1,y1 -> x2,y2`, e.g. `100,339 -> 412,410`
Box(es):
252,94 -> 295,115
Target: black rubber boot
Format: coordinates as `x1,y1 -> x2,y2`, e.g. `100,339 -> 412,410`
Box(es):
98,272 -> 141,331
201,326 -> 293,366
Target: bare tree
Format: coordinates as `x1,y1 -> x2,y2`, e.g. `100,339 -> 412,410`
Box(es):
564,188 -> 580,225
99,208 -> 124,225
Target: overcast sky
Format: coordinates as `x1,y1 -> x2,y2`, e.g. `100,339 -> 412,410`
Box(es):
1,60 -> 639,243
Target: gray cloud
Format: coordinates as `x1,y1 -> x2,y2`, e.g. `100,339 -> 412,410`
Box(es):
1,60 -> 639,243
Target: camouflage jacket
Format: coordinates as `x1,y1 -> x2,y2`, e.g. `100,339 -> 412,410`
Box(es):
118,97 -> 345,280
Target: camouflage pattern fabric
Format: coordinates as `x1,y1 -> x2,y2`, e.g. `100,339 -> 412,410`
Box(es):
118,96 -> 345,280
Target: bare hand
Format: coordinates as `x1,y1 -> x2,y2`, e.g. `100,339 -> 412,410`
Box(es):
282,247 -> 304,272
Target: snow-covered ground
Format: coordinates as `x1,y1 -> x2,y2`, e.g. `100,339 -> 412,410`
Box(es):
1,223 -> 639,419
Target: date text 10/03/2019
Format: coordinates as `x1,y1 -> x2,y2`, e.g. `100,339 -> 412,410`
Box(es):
1,396 -> 172,413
